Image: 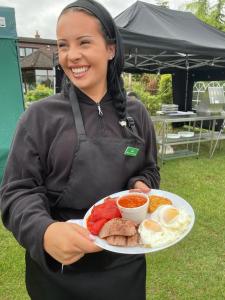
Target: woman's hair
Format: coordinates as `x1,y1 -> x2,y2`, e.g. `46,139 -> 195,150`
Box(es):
59,0 -> 127,122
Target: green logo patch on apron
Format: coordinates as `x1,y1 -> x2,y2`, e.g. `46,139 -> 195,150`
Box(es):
124,146 -> 140,157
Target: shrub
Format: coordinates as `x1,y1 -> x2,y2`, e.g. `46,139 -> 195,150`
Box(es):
128,81 -> 161,114
141,74 -> 159,95
24,84 -> 54,108
124,73 -> 173,114
158,74 -> 173,104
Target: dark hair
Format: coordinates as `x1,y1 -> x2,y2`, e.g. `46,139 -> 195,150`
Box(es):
59,0 -> 127,122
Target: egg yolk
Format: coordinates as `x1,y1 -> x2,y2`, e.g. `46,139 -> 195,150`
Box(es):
143,220 -> 162,232
163,208 -> 179,223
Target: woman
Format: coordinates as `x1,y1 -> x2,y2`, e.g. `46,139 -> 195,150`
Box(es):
0,0 -> 160,299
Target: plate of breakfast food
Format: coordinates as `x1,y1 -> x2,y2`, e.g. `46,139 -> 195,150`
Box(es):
80,189 -> 195,254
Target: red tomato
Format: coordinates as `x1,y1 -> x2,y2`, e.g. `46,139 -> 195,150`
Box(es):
86,197 -> 122,235
90,200 -> 121,222
87,217 -> 108,235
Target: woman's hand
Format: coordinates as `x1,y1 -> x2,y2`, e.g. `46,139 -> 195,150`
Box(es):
131,180 -> 151,193
43,222 -> 102,265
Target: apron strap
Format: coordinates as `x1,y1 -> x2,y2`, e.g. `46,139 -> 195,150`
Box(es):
69,86 -> 86,136
124,115 -> 144,143
126,116 -> 138,136
69,85 -> 143,142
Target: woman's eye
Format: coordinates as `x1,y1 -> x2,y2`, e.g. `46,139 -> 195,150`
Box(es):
80,40 -> 90,46
58,43 -> 67,48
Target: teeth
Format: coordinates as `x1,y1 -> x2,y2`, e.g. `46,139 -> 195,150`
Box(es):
72,67 -> 89,74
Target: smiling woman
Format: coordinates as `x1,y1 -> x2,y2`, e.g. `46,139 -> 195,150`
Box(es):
0,0 -> 160,299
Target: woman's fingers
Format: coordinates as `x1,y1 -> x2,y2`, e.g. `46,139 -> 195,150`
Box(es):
43,222 -> 102,264
47,245 -> 83,265
70,225 -> 102,253
62,252 -> 85,265
132,180 -> 151,193
69,223 -> 102,253
70,223 -> 92,239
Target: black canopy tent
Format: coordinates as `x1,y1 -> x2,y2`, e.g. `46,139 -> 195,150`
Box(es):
115,1 -> 225,111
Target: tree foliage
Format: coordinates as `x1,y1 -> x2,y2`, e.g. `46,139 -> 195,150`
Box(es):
186,0 -> 210,21
124,73 -> 173,114
210,0 -> 225,31
158,74 -> 173,104
185,0 -> 225,31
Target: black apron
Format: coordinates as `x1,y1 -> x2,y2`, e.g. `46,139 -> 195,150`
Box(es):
26,87 -> 147,300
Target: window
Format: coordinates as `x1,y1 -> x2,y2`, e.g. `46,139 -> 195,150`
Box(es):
192,81 -> 225,110
35,69 -> 55,88
35,70 -> 47,76
19,47 -> 38,58
47,70 -> 54,76
26,48 -> 33,56
20,47 -> 25,57
22,70 -> 36,92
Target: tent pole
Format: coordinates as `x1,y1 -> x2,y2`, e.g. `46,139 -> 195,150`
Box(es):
185,56 -> 189,111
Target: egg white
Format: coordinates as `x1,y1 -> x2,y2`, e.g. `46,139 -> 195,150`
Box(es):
138,219 -> 178,248
151,205 -> 192,233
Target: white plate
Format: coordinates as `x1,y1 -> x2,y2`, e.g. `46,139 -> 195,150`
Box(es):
178,131 -> 195,138
81,189 -> 195,254
166,133 -> 181,139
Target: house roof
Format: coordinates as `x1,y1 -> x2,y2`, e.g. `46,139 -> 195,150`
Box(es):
20,48 -> 54,69
19,36 -> 57,45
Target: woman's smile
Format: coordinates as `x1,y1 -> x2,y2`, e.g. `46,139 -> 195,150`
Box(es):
71,66 -> 90,79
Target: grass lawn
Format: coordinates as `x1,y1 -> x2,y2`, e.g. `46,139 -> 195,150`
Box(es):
146,142 -> 225,300
0,142 -> 225,300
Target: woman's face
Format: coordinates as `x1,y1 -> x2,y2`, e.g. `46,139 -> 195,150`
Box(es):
57,10 -> 115,100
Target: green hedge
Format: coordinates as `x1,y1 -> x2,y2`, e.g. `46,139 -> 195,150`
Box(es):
24,84 -> 54,108
130,81 -> 161,115
125,74 -> 173,114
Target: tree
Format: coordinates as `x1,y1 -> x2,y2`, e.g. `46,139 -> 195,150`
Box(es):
185,0 -> 210,23
210,0 -> 225,31
185,0 -> 225,32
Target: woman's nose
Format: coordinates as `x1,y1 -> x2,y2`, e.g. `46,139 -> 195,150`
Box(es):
67,46 -> 82,62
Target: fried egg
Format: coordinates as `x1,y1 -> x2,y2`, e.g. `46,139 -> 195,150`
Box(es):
138,219 -> 177,248
150,205 -> 191,233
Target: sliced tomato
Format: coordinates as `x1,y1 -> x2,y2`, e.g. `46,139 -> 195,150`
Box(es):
90,200 -> 121,222
86,197 -> 122,235
87,217 -> 108,235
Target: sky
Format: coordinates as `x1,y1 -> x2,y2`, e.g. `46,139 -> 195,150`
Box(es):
0,0 -> 188,39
